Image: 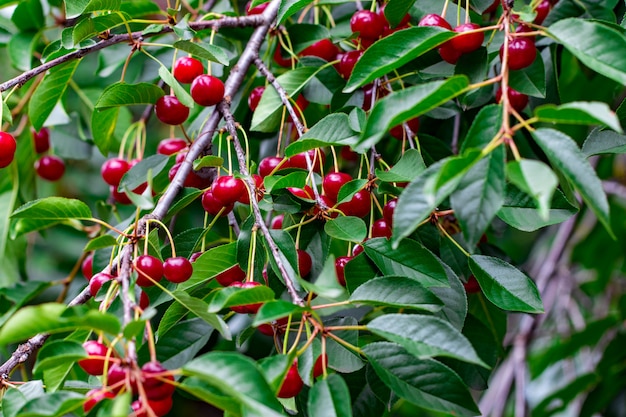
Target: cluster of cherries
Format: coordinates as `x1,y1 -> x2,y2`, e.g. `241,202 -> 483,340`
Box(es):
154,56 -> 225,126
0,128 -> 67,181
79,340 -> 175,416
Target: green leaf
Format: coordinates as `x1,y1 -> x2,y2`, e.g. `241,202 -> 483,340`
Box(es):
531,128 -> 612,236
469,255 -> 544,313
383,0 -> 413,27
205,285 -> 275,313
179,377 -> 240,415
307,374 -> 353,417
0,304 -> 120,345
83,234 -> 119,251
2,380 -> 44,417
10,197 -> 92,238
119,154 -> 170,191
158,65 -> 195,108
264,171 -> 308,193
345,27 -> 455,92
193,155 -> 224,170
298,255 -> 346,299
582,129 -> 626,156
367,314 -> 488,367
180,242 -> 238,290
72,13 -> 130,45
15,391 -> 84,417
173,40 -> 230,66
364,342 -> 480,416
91,107 -> 120,156
362,238 -> 448,287
356,76 -> 469,152
12,0 -> 44,32
0,282 -> 52,327
549,18 -> 626,86
461,104 -> 503,151
66,0 -> 121,18
149,318 -> 215,370
32,340 -> 86,375
324,217 -> 367,242
170,290 -> 231,340
8,32 -> 38,72
28,60 -> 80,131
94,82 -> 165,109
252,300 -> 306,325
508,54 -> 546,98
277,0 -> 314,24
284,113 -> 359,157
375,149 -> 426,183
350,276 -> 443,312
506,159 -> 557,220
336,179 -> 368,204
534,102 -> 623,133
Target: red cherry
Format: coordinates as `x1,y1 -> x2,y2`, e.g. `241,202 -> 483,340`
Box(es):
418,14 -> 452,30
450,23 -> 484,53
337,189 -> 370,218
190,74 -> 225,106
337,50 -> 363,79
155,95 -> 189,125
371,218 -> 392,238
288,149 -> 325,173
139,291 -> 150,309
439,41 -> 462,64
135,255 -> 163,287
323,172 -> 352,202
141,361 -> 176,401
35,155 -> 65,181
238,174 -> 264,204
202,188 -> 234,216
214,264 -> 246,286
534,0 -> 551,24
501,37 -> 536,71
383,198 -> 397,226
287,186 -> 314,200
107,363 -> 136,394
297,249 -> 312,277
83,389 -> 115,413
350,10 -> 386,40
82,254 -> 93,280
273,44 -> 296,67
335,256 -> 351,286
495,87 -> 529,113
229,281 -> 264,314
246,0 -> 268,15
352,243 -> 364,256
212,175 -> 246,205
157,138 -> 187,155
173,56 -> 204,84
32,128 -> 50,153
168,162 -> 212,189
484,0 -> 500,13
258,156 -> 288,177
293,94 -> 309,113
257,317 -> 288,336
464,275 -> 481,293
89,272 -> 114,297
131,396 -> 173,417
0,132 -> 16,159
248,86 -> 265,111
110,186 -> 132,205
340,146 -> 359,162
101,158 -> 130,187
300,39 -> 339,62
277,362 -> 304,398
270,214 -> 284,229
314,194 -> 338,218
163,257 -> 193,283
79,341 -> 112,376
313,353 -> 329,378
390,117 -> 419,140
378,4 -> 410,28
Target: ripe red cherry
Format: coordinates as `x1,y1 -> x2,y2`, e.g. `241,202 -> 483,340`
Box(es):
258,156 -> 287,177
495,87 -> 529,113
353,243 -> 364,256
350,10 -> 386,40
134,396 -> 173,417
383,198 -> 397,226
300,39 -> 339,62
246,0 -> 268,15
271,214 -> 284,229
418,14 -> 452,30
82,254 -> 93,280
202,188 -> 234,216
371,218 -> 392,238
340,146 -> 359,162
390,117 -> 420,140
79,341 -> 112,375
501,37 -> 536,71
190,74 -> 225,106
214,264 -> 246,286
101,158 -> 130,186
32,128 -> 50,153
0,132 -> 16,169
378,4 -> 410,28
297,249 -> 312,277
212,175 -> 246,205
163,257 -> 193,283
139,291 -> 150,309
439,41 -> 462,64
273,44 -> 296,67
534,0 -> 551,24
450,23 -> 484,53
135,255 -> 163,287
277,362 -> 304,398
141,361 -> 176,401
155,95 -> 189,125
110,186 -> 132,205
83,389 -> 115,413
289,149 -> 325,173
323,172 -> 352,202
35,155 -> 65,181
238,174 -> 264,204
464,275 -> 481,293
335,256 -> 351,286
287,186 -> 314,200
229,281 -> 264,313
257,317 -> 288,336
89,272 -> 114,297
173,56 -> 204,84
337,189 -> 370,218
248,86 -> 265,111
337,50 -> 363,79
313,353 -> 329,378
168,162 -> 211,189
107,363 -> 136,394
157,138 -> 187,155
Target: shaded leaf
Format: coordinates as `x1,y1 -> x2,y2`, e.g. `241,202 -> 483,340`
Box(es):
173,40 -> 229,66
506,159 -> 557,220
307,374 -> 353,417
534,102 -> 622,132
94,82 -> 164,109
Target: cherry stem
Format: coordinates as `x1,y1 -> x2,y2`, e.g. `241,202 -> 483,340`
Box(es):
326,332 -> 363,355
311,300 -> 352,310
146,219 -> 177,258
436,221 -> 471,257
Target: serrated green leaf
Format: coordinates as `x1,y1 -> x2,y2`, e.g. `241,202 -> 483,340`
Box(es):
173,40 -> 230,66
170,290 -> 231,340
383,0 -> 413,27
506,159 -> 557,220
462,104 -> 503,151
94,82 -> 164,109
119,154 -> 170,191
469,255 -> 544,313
193,155 -> 224,169
32,340 -> 86,375
534,102 -> 622,132
582,129 -> 626,156
350,276 -> 442,312
146,318 -> 215,370
509,53 -> 546,98
307,374 -> 353,417
375,149 -> 426,183
324,217 -> 367,242
284,113 -> 359,157
66,0 -> 121,18
277,0 -> 314,24
83,234 -> 119,251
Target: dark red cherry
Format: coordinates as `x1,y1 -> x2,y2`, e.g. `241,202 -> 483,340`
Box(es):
378,3 -> 410,28
257,317 -> 288,336
323,172 -> 352,202
157,138 -> 187,155
352,243 -> 364,256
190,74 -> 225,106
202,188 -> 234,216
32,127 -> 50,153
83,389 -> 115,413
163,257 -> 193,283
79,341 -> 112,376
371,218 -> 392,238
248,86 -> 265,111
110,186 -> 132,205
383,198 -> 397,226
258,156 -> 288,177
238,174 -> 264,204
246,0 -> 268,15
335,256 -> 351,286
288,149 -> 325,173
168,162 -> 211,189
337,50 -> 363,79
350,10 -> 386,40
107,363 -> 136,394
297,249 -> 312,277
340,146 -> 359,162
312,353 -> 329,378
273,44 -> 296,67
214,264 -> 246,286
270,214 -> 284,229
89,272 -> 114,297
389,117 -> 420,140
135,255 -> 163,287
212,175 -> 246,205
337,189 -> 370,218
418,13 -> 452,30
229,281 -> 264,314
450,23 -> 484,53
287,186 -> 314,200
495,87 -> 529,113
82,254 -> 93,280
141,361 -> 176,401
501,37 -> 536,71
35,155 -> 65,181
173,56 -> 204,84
101,158 -> 130,187
139,291 -> 150,309
464,275 -> 481,293
534,0 -> 551,24
438,41 -> 462,64
155,95 -> 189,125
299,39 -> 339,62
277,362 -> 304,398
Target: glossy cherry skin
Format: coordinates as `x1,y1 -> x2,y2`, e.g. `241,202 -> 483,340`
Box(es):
82,254 -> 93,280
212,175 -> 246,205
246,0 -> 268,15
297,249 -> 312,277
248,86 -> 265,111
89,272 -> 114,297
340,146 -> 359,162
135,396 -> 173,417
350,10 -> 386,40
168,163 -> 212,189
173,56 -> 204,84
313,353 -> 329,378
229,281 -> 264,314
110,186 -> 132,205
135,255 -> 163,287
277,362 -> 304,398
83,389 -> 115,413
190,74 -> 225,106
495,87 -> 529,113
418,14 -> 452,30
337,50 -> 363,79
0,132 -> 16,169
238,174 -> 264,204
390,117 -> 420,140
157,138 -> 187,155
141,361 -> 176,401
383,198 -> 397,226
335,256 -> 351,286
450,23 -> 484,53
273,44 -> 296,67
439,41 -> 462,64
287,186 -> 314,200
323,172 -> 352,202
201,188 -> 234,216
371,218 -> 392,238
258,156 -> 288,177
101,158 -> 130,186
32,128 -> 50,153
501,37 -> 536,71
352,243 -> 364,256
139,291 -> 150,309
107,363 -> 136,394
534,0 -> 551,24
79,341 -> 112,376
300,39 -> 339,62
35,155 -> 65,181
214,264 -> 246,286
337,189 -> 370,218
155,95 -> 189,125
257,316 -> 288,336
270,214 -> 284,229
289,149 -> 325,173
163,257 -> 193,283
464,275 -> 481,293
